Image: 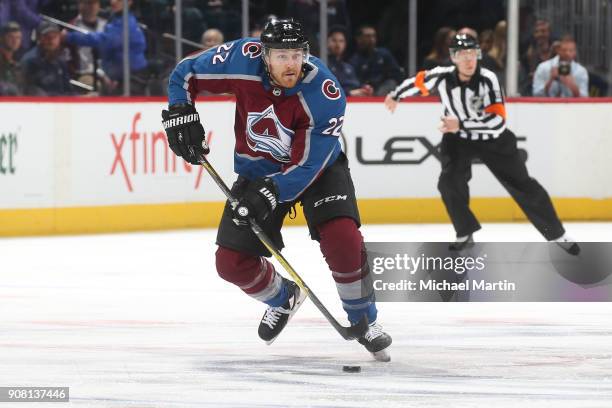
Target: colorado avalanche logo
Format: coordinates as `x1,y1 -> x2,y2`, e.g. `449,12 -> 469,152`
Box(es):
242,42 -> 262,58
322,79 -> 341,100
246,105 -> 294,162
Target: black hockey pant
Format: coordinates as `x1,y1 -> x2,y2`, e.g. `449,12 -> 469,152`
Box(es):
437,129 -> 565,240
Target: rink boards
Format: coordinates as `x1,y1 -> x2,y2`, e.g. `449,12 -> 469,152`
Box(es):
1,97 -> 612,235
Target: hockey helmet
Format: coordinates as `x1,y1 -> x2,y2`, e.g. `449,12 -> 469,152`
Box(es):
260,18 -> 310,63
449,33 -> 482,60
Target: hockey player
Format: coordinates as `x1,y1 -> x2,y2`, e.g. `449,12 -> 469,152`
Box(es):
384,33 -> 579,255
161,19 -> 392,361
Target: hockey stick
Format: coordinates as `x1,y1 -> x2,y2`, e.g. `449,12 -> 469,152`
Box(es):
199,156 -> 368,341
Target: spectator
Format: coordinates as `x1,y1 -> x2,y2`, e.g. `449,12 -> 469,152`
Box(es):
326,26 -> 372,96
180,2 -> 206,45
349,24 -> 403,96
69,0 -> 106,78
488,21 -> 506,69
421,26 -> 455,70
520,19 -> 554,94
487,20 -> 506,83
64,0 -> 148,95
532,35 -> 588,97
201,28 -> 223,50
138,0 -> 173,39
0,21 -> 23,95
199,0 -> 240,42
479,29 -> 494,54
153,0 -> 206,46
20,21 -> 72,95
286,0 -> 350,55
518,4 -> 536,56
9,0 -> 48,51
523,20 -> 554,71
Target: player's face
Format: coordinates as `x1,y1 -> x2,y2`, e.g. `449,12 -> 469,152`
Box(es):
266,48 -> 305,88
452,49 -> 479,78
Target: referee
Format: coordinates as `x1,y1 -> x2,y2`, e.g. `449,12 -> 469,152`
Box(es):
384,33 -> 579,255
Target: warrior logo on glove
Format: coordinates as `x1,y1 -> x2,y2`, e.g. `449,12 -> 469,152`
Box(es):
162,113 -> 200,129
161,104 -> 209,165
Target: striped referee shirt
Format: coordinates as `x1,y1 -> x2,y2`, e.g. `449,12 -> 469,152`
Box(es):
389,66 -> 507,141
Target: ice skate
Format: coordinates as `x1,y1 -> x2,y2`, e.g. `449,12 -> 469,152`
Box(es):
449,234 -> 474,251
258,280 -> 307,345
358,321 -> 392,362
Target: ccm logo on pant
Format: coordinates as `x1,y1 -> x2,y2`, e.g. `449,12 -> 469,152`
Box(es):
314,195 -> 347,208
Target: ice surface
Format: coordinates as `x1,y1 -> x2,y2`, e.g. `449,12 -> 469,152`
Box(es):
1,223 -> 611,407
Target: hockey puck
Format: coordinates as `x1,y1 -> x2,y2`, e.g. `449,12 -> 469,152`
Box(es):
342,365 -> 361,373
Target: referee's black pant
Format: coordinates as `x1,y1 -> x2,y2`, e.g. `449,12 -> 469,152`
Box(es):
437,129 -> 565,241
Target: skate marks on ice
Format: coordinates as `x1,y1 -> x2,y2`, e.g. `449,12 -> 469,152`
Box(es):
390,313 -> 612,406
184,310 -> 612,408
1,226 -> 612,407
1,310 -> 607,408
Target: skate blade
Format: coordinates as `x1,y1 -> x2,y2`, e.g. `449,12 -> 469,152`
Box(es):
265,289 -> 308,345
371,348 -> 391,362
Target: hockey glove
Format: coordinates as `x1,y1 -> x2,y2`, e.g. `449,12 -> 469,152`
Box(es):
161,103 -> 209,165
232,178 -> 279,227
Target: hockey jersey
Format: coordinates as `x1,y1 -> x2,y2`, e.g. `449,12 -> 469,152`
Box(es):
390,65 -> 507,141
167,38 -> 345,203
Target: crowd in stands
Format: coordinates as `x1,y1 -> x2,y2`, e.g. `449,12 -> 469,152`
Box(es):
0,0 -> 602,97
418,21 -> 589,97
